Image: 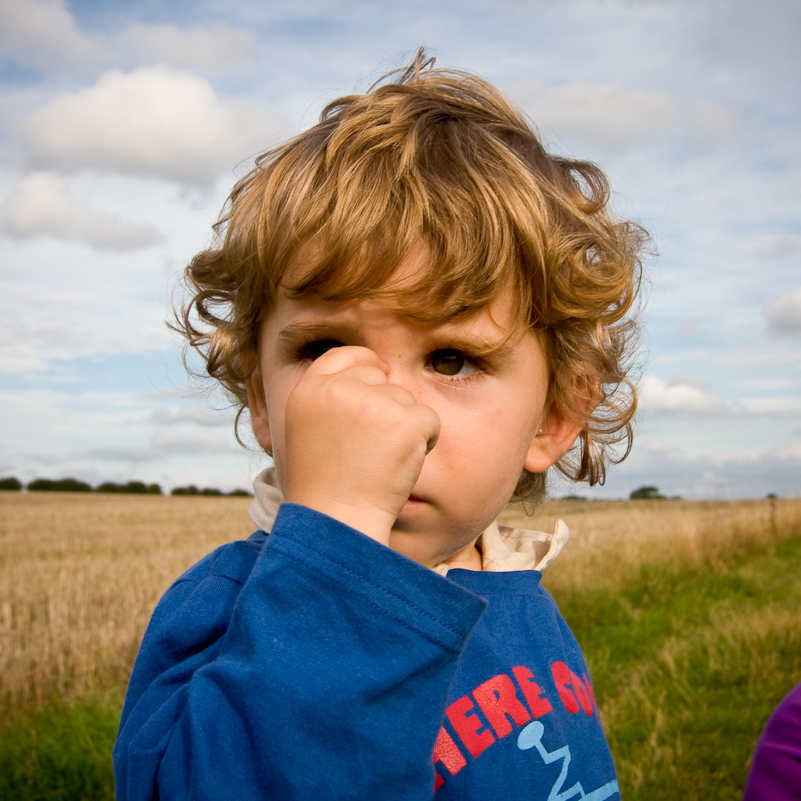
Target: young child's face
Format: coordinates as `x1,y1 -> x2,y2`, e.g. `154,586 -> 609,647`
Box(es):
247,258 -> 580,569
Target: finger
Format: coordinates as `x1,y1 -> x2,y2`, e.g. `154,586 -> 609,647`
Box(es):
377,382 -> 418,406
308,345 -> 389,377
323,363 -> 392,389
408,402 -> 440,454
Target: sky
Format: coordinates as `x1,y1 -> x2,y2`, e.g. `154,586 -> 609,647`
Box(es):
1,0 -> 799,500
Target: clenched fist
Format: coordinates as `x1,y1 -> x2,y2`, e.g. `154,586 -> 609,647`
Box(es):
281,346 -> 441,546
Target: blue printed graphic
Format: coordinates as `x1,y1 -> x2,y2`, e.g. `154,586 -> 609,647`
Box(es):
517,721 -> 619,801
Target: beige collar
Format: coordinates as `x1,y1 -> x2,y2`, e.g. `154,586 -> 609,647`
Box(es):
248,468 -> 568,576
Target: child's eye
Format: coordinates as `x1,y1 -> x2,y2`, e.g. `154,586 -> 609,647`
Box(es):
427,349 -> 478,377
298,339 -> 344,361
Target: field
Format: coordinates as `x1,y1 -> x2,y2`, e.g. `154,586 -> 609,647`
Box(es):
2,492 -> 800,799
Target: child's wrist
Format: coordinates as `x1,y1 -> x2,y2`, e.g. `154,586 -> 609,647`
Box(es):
283,491 -> 395,547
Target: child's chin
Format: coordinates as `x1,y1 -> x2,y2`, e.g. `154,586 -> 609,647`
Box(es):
392,500 -> 432,533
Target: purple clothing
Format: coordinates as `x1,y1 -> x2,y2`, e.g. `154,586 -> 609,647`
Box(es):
743,682 -> 801,800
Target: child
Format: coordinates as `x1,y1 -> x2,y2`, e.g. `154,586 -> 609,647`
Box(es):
114,51 -> 645,800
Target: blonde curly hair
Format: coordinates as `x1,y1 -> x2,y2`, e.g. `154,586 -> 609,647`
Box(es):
176,50 -> 648,501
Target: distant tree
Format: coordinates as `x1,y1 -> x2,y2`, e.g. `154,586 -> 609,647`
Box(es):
97,481 -> 162,495
562,494 -> 587,501
630,485 -> 665,500
28,477 -> 92,492
171,485 -> 200,496
766,492 -> 779,499
171,485 -> 251,497
0,476 -> 22,491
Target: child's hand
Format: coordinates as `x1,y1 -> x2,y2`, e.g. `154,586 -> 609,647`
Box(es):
282,346 -> 441,546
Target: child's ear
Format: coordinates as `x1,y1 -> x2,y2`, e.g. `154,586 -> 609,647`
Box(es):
245,367 -> 273,454
523,403 -> 583,474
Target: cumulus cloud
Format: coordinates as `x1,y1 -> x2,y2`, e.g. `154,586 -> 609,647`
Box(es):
740,234 -> 801,258
0,272 -> 168,373
82,429 -> 236,462
640,375 -> 731,415
0,387 -> 249,491
693,101 -> 740,139
19,66 -> 288,184
510,78 -> 741,150
122,22 -> 254,69
0,0 -> 99,70
3,172 -> 162,250
764,288 -> 801,335
512,78 -> 682,147
147,406 -> 234,430
610,437 -> 801,500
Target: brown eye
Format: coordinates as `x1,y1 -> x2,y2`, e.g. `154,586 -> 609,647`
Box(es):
429,350 -> 469,376
301,339 -> 343,361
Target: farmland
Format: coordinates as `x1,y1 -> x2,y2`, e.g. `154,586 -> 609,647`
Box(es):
1,492 -> 800,799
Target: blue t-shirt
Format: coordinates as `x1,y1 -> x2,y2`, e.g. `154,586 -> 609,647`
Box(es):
114,503 -> 619,800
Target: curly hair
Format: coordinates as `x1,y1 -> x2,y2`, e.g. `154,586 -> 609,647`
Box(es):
176,50 -> 648,501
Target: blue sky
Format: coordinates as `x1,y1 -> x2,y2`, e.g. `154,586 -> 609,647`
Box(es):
1,0 -> 799,499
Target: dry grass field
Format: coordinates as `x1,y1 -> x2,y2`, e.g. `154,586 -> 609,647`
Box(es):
501,495 -> 801,595
0,492 -> 253,718
2,490 -> 799,722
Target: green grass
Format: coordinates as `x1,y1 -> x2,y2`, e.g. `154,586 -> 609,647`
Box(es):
549,535 -> 801,800
0,698 -> 119,801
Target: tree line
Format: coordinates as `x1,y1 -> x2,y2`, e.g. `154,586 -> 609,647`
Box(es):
0,476 -> 251,497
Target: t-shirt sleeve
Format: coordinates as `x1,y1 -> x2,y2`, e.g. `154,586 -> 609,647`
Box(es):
113,503 -> 487,801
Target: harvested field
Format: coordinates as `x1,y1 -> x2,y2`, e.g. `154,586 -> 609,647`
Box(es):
501,496 -> 801,594
0,492 -> 252,717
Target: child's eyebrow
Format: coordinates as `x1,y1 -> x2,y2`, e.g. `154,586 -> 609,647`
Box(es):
276,319 -> 522,361
429,326 -> 519,360
276,321 -> 361,345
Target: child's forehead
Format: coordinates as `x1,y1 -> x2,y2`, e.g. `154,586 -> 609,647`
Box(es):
279,238 -> 529,329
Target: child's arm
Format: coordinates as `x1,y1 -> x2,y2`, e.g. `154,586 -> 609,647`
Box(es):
114,349 -> 485,799
114,505 -> 485,800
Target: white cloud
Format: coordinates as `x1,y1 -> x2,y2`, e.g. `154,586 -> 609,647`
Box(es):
147,406 -> 235,430
764,288 -> 801,335
510,78 -> 741,152
739,396 -> 801,415
740,235 -> 801,259
82,429 -> 237,462
122,22 -> 254,69
0,387 -> 252,491
3,172 -> 162,250
610,437 -> 801,500
640,375 -> 731,415
693,101 -> 740,139
512,78 -> 682,147
0,274 -> 168,373
19,66 -> 289,184
0,0 -> 98,69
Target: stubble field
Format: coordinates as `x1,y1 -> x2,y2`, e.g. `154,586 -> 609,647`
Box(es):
1,491 -> 800,799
